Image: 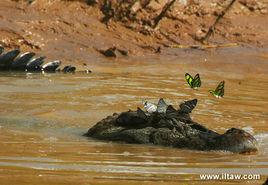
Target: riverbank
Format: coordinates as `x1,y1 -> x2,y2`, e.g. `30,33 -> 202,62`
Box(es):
0,0 -> 267,68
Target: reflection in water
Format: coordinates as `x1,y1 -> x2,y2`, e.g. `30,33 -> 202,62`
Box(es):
0,54 -> 268,184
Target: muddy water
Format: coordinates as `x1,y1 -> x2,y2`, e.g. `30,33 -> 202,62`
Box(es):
0,49 -> 268,185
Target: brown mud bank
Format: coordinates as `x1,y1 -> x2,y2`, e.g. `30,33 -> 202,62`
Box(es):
0,0 -> 267,66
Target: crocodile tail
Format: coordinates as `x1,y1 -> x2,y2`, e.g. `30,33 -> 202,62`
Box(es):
0,46 -> 4,55
0,49 -> 20,68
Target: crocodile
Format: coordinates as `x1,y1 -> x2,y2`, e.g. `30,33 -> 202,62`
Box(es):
0,46 -> 76,73
84,99 -> 258,153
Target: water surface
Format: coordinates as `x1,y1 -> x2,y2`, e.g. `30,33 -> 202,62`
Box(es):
0,49 -> 268,185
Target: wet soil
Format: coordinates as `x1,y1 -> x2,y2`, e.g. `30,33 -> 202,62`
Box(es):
0,0 -> 267,67
0,1 -> 268,184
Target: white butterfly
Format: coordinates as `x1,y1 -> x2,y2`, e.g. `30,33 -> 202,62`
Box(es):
143,98 -> 168,113
143,101 -> 157,113
156,98 -> 168,113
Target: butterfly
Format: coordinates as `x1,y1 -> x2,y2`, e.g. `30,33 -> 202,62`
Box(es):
143,101 -> 157,113
179,99 -> 197,114
185,73 -> 201,89
143,98 -> 168,113
209,81 -> 225,98
156,98 -> 168,113
165,105 -> 178,118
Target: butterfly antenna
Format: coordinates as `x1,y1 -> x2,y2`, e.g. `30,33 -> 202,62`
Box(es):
142,99 -> 147,105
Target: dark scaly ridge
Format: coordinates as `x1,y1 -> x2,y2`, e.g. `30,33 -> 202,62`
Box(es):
0,47 -> 78,73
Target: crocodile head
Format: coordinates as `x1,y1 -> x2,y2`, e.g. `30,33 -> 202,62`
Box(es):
215,128 -> 258,154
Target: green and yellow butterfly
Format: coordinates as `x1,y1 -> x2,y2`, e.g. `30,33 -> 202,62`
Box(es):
209,81 -> 225,98
185,73 -> 201,89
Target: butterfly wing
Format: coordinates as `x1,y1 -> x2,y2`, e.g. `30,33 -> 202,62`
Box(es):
179,99 -> 198,113
192,74 -> 201,88
156,98 -> 168,113
185,73 -> 194,88
166,105 -> 178,117
214,81 -> 225,97
144,101 -> 157,113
